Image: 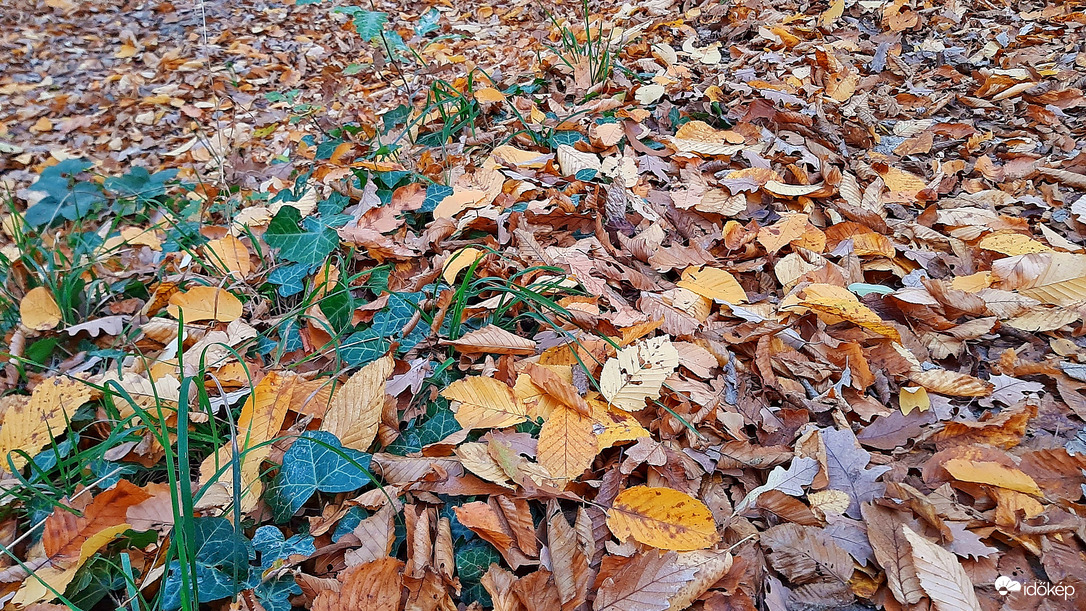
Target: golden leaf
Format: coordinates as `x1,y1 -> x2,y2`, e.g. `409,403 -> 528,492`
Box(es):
204,235 -> 252,277
442,377 -> 526,429
20,286 -> 62,331
676,266 -> 747,303
0,377 -> 92,469
943,459 -> 1041,496
670,120 -> 744,155
199,371 -> 296,511
473,87 -> 505,103
441,247 -> 484,285
322,354 -> 394,451
166,285 -> 243,323
607,486 -> 718,551
537,404 -> 598,482
599,336 -> 679,411
758,213 -> 809,255
899,386 -> 930,415
978,232 -> 1051,257
589,397 -> 650,450
780,283 -> 901,342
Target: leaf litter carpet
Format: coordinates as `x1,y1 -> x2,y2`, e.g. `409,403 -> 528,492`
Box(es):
2,0 -> 1086,610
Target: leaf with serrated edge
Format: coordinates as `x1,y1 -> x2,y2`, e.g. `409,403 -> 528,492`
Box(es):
538,404 -> 598,482
442,377 -> 526,429
321,353 -> 393,451
594,550 -> 696,611
902,525 -> 982,611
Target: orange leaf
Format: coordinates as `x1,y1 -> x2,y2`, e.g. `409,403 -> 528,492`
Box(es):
607,486 -> 718,551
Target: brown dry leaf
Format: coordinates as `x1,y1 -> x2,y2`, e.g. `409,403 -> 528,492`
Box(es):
901,525 -> 981,611
442,324 -> 536,355
312,557 -> 404,611
607,486 -> 718,551
0,377 -> 93,469
321,353 -> 394,452
910,369 -> 993,397
594,550 -> 697,611
43,480 -> 150,563
166,285 -> 243,323
20,286 -> 62,331
443,376 -> 527,430
861,504 -> 923,605
12,523 -> 131,606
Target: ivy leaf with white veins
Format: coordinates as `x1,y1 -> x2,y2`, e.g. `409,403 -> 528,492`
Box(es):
600,336 -> 679,411
265,431 -> 372,523
263,206 -> 339,266
821,427 -> 891,519
160,517 -> 253,610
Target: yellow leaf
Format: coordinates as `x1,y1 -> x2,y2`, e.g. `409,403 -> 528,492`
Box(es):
877,165 -> 927,195
607,486 -> 718,551
321,354 -> 394,451
443,377 -> 526,429
537,404 -> 598,482
473,87 -> 505,103
20,286 -> 62,331
12,523 -> 131,606
442,247 -> 484,285
0,377 -> 92,469
950,272 -> 991,293
588,397 -> 650,450
676,266 -> 747,303
899,386 -> 930,415
199,371 -> 296,511
166,286 -> 243,323
820,0 -> 845,25
599,336 -> 679,411
780,283 -> 901,342
978,232 -> 1051,257
204,235 -> 252,277
944,459 -> 1042,496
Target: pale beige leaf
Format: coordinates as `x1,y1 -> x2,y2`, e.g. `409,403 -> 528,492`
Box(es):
901,525 -> 981,611
594,550 -> 696,611
599,336 -> 679,411
456,442 -> 514,488
910,369 -> 992,397
556,145 -> 601,177
763,181 -> 823,197
443,377 -> 527,429
1004,306 -> 1080,331
991,252 -> 1086,305
321,354 -> 394,451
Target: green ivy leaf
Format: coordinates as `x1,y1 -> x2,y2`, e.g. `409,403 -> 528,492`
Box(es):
250,527 -> 315,611
265,431 -> 372,523
161,517 -> 253,610
318,279 -> 354,331
339,329 -> 390,367
352,10 -> 387,40
263,206 -> 339,266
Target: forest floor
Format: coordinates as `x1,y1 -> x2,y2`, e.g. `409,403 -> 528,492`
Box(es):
1,0 -> 1086,610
